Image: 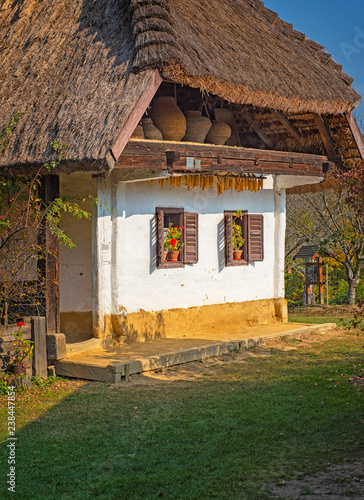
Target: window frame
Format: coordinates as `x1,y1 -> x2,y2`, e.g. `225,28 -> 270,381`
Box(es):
156,207 -> 185,269
224,210 -> 264,267
224,210 -> 248,267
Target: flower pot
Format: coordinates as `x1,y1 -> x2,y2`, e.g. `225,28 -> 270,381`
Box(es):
167,250 -> 180,262
233,250 -> 243,261
205,120 -> 231,145
10,364 -> 26,375
164,251 -> 168,261
142,118 -> 163,140
149,96 -> 186,141
183,110 -> 212,143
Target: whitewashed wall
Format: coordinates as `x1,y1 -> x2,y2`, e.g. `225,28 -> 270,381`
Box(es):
93,174 -> 285,317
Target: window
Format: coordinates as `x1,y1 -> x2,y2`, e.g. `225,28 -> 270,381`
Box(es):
224,210 -> 264,266
156,207 -> 198,268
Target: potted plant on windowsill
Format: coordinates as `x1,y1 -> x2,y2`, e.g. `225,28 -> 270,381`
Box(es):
164,223 -> 184,262
10,321 -> 34,375
233,211 -> 245,260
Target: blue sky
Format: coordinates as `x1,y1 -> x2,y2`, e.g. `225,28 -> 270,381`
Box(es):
263,0 -> 364,118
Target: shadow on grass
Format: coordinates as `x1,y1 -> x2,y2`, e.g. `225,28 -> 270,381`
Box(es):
1,340 -> 363,500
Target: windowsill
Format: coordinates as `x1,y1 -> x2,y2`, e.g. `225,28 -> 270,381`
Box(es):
226,259 -> 249,267
158,261 -> 184,269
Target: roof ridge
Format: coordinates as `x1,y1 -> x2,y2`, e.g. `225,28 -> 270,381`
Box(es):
130,0 -> 181,71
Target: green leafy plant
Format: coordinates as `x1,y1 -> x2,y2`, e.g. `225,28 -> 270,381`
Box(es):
12,321 -> 34,365
232,210 -> 245,250
0,111 -> 24,156
0,114 -> 93,325
164,223 -> 184,251
345,298 -> 364,332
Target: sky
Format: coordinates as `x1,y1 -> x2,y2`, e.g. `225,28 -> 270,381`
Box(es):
263,0 -> 364,118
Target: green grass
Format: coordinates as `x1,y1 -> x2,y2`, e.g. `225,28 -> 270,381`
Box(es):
288,305 -> 364,329
1,331 -> 363,499
289,315 -> 349,326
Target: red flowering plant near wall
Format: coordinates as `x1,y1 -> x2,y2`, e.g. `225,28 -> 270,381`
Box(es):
12,321 -> 34,366
164,223 -> 184,251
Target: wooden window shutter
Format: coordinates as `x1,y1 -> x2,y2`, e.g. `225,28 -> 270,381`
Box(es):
247,214 -> 264,261
183,212 -> 198,264
156,207 -> 165,268
224,212 -> 233,266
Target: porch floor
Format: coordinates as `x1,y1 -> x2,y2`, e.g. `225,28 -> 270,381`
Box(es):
54,322 -> 336,383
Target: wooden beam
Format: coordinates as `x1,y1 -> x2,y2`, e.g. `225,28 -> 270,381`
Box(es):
313,114 -> 337,159
120,140 -> 328,165
110,69 -> 163,162
38,175 -> 60,334
31,317 -> 48,378
345,111 -> 364,160
116,154 -> 323,177
240,108 -> 274,149
271,109 -> 302,142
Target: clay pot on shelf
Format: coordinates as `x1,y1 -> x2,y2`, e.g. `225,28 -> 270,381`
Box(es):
167,250 -> 180,262
149,96 -> 186,141
233,250 -> 243,261
183,110 -> 212,143
205,120 -> 231,145
142,118 -> 163,140
130,124 -> 145,140
10,364 -> 26,375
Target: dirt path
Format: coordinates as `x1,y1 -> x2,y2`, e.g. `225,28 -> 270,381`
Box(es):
266,461 -> 364,499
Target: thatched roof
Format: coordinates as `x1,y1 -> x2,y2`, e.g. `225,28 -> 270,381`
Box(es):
0,0 -> 360,170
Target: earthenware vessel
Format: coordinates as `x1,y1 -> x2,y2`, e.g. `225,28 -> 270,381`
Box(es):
149,96 -> 186,141
205,120 -> 231,145
142,118 -> 163,140
183,110 -> 212,143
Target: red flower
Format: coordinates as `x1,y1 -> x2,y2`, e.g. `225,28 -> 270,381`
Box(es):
181,226 -> 185,229
170,238 -> 177,247
17,321 -> 26,327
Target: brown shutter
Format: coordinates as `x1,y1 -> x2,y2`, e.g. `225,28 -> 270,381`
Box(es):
224,212 -> 233,266
183,212 -> 198,264
156,207 -> 165,268
247,214 -> 264,261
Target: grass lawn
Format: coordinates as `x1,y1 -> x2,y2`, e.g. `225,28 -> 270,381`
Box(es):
289,305 -> 364,329
1,329 -> 363,499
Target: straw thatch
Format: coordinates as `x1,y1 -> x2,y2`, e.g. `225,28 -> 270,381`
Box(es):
0,0 -> 154,169
133,0 -> 359,114
0,0 -> 360,171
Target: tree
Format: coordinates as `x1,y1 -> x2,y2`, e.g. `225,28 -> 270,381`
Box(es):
0,115 -> 91,325
286,172 -> 364,305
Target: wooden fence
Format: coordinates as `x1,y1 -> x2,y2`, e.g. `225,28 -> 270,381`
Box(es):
0,317 -> 48,378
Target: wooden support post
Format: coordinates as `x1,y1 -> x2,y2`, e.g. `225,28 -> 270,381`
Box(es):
38,175 -> 60,334
241,108 -> 274,149
271,109 -> 302,142
345,112 -> 364,160
31,317 -> 48,378
318,258 -> 324,305
313,114 -> 337,159
326,264 -> 329,305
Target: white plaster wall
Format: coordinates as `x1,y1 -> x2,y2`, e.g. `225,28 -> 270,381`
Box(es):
106,175 -> 282,314
59,173 -> 96,313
